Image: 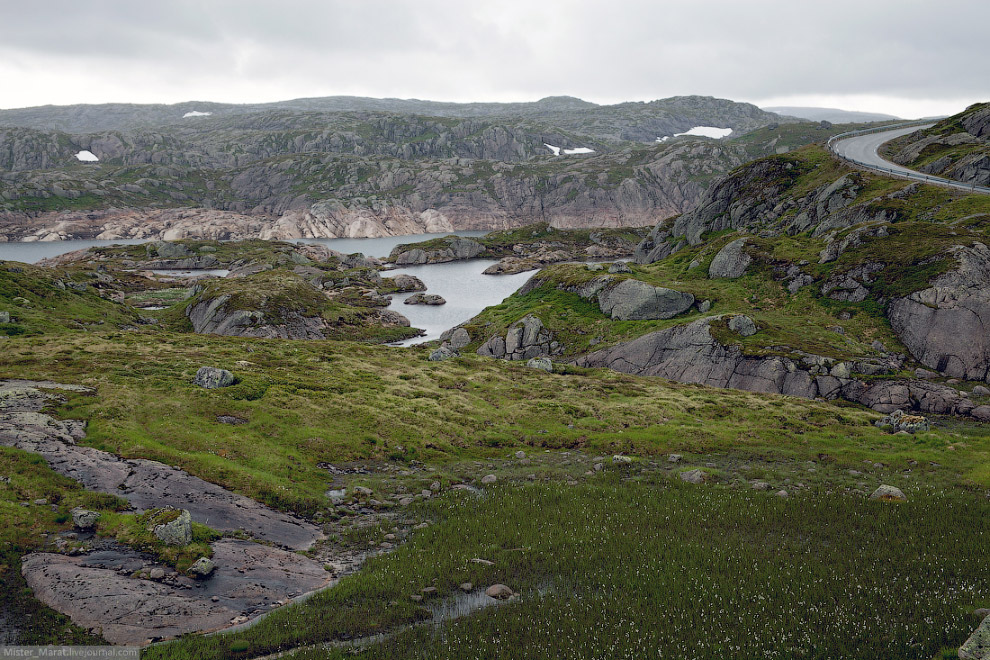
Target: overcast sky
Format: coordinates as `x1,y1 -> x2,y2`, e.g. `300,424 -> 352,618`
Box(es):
1,0 -> 987,118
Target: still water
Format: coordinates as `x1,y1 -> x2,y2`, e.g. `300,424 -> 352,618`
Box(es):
0,231 -> 489,264
0,232 -> 533,343
385,260 -> 536,345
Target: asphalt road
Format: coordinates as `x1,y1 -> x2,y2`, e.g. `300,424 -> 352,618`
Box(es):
831,124 -> 935,176
830,123 -> 990,194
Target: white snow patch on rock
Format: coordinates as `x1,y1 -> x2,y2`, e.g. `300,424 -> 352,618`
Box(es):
545,144 -> 594,156
674,126 -> 733,139
183,111 -> 213,118
75,150 -> 99,162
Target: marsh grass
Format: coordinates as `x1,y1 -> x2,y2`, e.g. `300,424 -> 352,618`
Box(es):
149,478 -> 990,660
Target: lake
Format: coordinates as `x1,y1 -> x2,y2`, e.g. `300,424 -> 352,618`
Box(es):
385,260 -> 536,346
0,232 -> 535,344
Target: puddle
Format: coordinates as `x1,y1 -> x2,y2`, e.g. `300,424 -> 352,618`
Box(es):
425,589 -> 502,623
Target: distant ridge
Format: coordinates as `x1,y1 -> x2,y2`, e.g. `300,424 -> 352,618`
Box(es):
764,106 -> 901,123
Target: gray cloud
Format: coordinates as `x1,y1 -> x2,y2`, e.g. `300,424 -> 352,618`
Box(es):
0,0 -> 986,115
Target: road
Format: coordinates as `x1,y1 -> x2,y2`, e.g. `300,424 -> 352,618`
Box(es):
829,123 -> 990,194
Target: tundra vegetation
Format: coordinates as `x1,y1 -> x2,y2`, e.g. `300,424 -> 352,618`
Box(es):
1,112 -> 989,658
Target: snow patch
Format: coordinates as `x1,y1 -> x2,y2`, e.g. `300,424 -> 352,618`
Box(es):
183,111 -> 213,118
673,126 -> 733,139
545,143 -> 595,156
655,136 -> 671,143
75,150 -> 99,162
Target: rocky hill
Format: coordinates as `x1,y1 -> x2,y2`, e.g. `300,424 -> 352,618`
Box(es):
0,95 -> 781,135
881,102 -> 990,187
437,144 -> 990,419
0,96 -> 798,241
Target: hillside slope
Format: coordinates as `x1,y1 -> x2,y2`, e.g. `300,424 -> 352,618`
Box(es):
881,102 -> 990,186
445,145 -> 990,418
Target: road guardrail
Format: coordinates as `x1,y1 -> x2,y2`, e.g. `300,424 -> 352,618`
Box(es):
827,121 -> 990,195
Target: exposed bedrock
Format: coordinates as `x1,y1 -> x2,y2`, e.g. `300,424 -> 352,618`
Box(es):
21,540 -> 331,646
888,243 -> 990,383
0,380 -> 321,550
574,317 -> 976,416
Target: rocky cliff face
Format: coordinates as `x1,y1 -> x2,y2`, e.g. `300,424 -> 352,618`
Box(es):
574,317 -> 976,416
0,95 -> 787,241
0,139 -> 750,242
888,243 -> 990,381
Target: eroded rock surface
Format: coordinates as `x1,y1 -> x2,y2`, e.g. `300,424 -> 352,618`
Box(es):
889,243 -> 990,382
21,539 -> 331,645
574,318 -> 976,416
3,379 -> 332,645
477,315 -> 562,361
0,380 -> 321,549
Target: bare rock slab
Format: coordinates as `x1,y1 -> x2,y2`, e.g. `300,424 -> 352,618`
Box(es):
0,380 -> 321,550
21,539 -> 331,646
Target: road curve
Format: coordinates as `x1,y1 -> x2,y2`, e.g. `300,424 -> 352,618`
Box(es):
829,124 -> 990,195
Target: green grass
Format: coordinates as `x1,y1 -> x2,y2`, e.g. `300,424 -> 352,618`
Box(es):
147,478 -> 990,660
0,447 -> 127,645
97,508 -> 220,572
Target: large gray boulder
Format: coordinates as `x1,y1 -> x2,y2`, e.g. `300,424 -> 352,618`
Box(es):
153,509 -> 192,546
71,507 -> 100,531
869,485 -> 907,502
441,327 -> 471,350
478,315 -> 561,361
404,293 -> 446,306
147,241 -> 193,259
597,279 -> 695,321
960,612 -> 990,659
888,243 -> 990,382
394,249 -> 427,266
388,274 -> 426,292
194,366 -> 236,389
709,238 -> 752,278
728,315 -> 757,337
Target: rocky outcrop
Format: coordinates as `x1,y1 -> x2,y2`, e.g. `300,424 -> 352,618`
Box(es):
21,539 -> 331,645
477,315 -> 562,361
392,237 -> 485,265
193,366 -> 236,389
634,161 -> 899,265
875,409 -> 930,434
708,238 -> 752,278
185,292 -> 412,340
0,380 -> 322,549
404,293 -> 446,306
885,103 -> 990,188
573,317 -> 975,416
596,279 -> 695,321
888,243 -> 990,382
